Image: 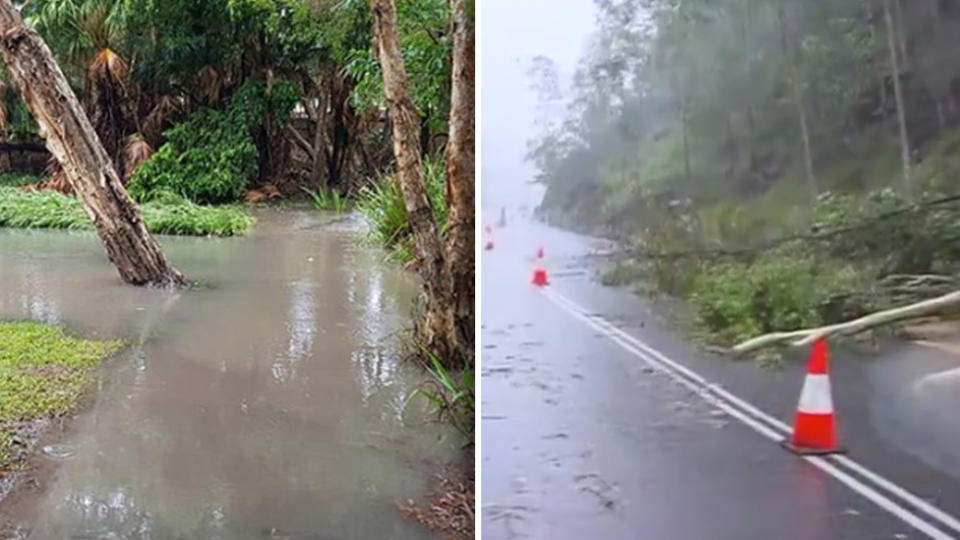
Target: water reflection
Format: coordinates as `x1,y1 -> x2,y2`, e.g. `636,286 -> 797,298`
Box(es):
0,209 -> 456,539
19,257 -> 61,324
273,278 -> 316,384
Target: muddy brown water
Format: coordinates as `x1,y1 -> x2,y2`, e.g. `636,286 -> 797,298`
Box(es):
0,207 -> 457,539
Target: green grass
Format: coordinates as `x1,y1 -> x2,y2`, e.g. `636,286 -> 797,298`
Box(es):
303,186 -> 348,213
408,354 -> 474,442
0,322 -> 122,463
140,200 -> 256,236
0,186 -> 255,236
0,171 -> 42,188
355,157 -> 447,263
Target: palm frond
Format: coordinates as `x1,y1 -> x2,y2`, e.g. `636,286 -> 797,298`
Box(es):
88,47 -> 128,84
121,133 -> 153,183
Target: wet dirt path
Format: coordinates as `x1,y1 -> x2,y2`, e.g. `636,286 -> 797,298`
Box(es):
0,207 -> 455,539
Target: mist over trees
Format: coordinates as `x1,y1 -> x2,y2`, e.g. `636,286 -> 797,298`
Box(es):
529,0 -> 960,351
531,0 -> 960,227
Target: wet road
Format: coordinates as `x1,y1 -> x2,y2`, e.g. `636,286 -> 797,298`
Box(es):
0,208 -> 455,539
480,216 -> 960,539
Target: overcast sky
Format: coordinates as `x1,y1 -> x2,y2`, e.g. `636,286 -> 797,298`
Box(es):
480,0 -> 596,213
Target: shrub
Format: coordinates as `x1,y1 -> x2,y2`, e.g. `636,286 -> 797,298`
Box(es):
691,256 -> 820,344
355,156 -> 447,262
689,254 -> 871,344
129,79 -> 298,204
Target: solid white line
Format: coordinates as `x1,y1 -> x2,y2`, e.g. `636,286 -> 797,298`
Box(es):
833,455 -> 960,535
541,288 -> 958,540
544,288 -> 960,535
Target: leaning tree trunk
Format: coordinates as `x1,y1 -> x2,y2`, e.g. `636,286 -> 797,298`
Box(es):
442,0 -> 476,367
0,1 -> 184,287
370,0 -> 459,364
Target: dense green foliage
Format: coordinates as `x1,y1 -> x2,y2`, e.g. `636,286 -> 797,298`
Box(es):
689,256 -> 864,343
0,187 -> 255,236
343,0 -> 451,128
7,0 -> 453,197
355,157 -> 447,263
0,322 -> 121,463
129,79 -> 298,204
535,0 -> 960,348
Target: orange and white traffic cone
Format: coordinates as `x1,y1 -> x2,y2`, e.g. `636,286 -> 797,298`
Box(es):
531,246 -> 549,286
781,338 -> 845,455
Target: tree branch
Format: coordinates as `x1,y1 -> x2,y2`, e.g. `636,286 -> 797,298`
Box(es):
733,290 -> 960,354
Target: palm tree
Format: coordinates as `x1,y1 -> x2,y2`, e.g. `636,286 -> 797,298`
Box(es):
23,0 -> 135,169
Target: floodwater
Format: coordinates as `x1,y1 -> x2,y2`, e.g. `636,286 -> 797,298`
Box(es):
0,207 -> 456,539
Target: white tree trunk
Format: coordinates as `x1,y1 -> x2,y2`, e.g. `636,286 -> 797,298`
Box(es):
886,0 -> 912,193
733,290 -> 960,354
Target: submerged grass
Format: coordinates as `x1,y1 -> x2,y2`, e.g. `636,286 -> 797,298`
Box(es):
0,322 -> 122,463
0,186 -> 255,236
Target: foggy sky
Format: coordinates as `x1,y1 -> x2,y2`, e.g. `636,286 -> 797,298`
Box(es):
480,0 -> 596,214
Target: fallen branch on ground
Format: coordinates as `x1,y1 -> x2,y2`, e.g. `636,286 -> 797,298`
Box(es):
732,289 -> 960,354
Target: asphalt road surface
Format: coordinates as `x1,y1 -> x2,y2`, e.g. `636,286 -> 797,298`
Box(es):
480,214 -> 960,540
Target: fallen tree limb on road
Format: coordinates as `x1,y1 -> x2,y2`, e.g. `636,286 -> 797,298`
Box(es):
732,289 -> 960,354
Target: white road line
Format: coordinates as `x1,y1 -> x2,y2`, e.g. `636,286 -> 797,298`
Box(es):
544,288 -> 960,535
541,288 -> 959,540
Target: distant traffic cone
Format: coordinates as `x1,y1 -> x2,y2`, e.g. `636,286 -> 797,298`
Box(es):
531,247 -> 549,286
781,338 -> 845,455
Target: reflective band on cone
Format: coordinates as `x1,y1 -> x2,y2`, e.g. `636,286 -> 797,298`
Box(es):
782,338 -> 846,455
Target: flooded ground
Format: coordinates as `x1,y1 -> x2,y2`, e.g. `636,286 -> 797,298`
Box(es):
0,207 -> 456,539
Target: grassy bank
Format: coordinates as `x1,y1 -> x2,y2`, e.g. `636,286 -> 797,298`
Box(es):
0,322 -> 121,464
0,187 -> 255,237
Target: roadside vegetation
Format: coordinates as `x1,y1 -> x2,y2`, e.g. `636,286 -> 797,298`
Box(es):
0,322 -> 121,465
532,0 -> 960,357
